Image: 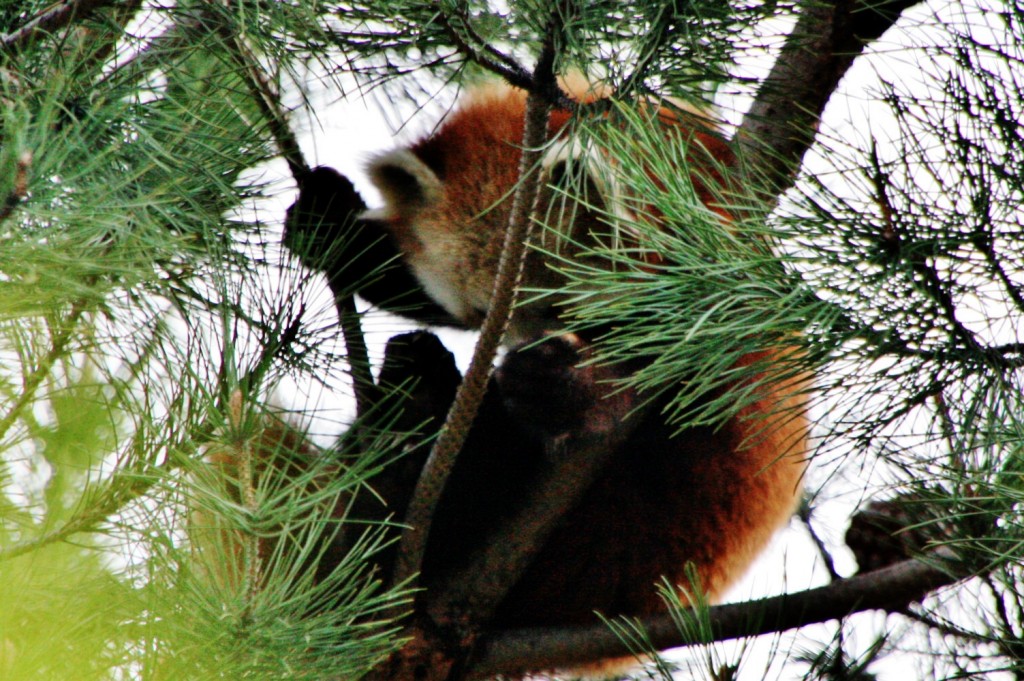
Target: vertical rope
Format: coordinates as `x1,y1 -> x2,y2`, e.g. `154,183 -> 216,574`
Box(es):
391,87 -> 553,590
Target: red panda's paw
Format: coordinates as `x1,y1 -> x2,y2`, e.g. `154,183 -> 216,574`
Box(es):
377,331 -> 462,427
495,333 -> 598,437
379,332 -> 460,393
284,166 -> 365,271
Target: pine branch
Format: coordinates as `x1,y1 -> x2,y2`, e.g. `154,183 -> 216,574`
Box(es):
334,294 -> 375,418
0,0 -> 120,51
436,7 -> 531,92
467,555 -> 966,677
615,4 -> 679,96
207,3 -> 309,180
226,391 -> 263,613
866,145 -> 991,362
0,445 -> 169,562
203,3 -> 378,415
65,0 -> 144,89
736,0 -> 924,202
435,3 -> 576,111
0,305 -> 301,564
0,301 -> 87,447
94,11 -> 202,89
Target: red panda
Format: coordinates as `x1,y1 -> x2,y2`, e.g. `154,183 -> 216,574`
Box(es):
282,79 -> 808,659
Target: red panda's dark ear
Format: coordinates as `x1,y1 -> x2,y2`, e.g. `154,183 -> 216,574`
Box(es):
366,149 -> 443,220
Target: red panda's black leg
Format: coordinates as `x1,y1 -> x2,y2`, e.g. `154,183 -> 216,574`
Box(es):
322,330 -> 663,632
283,166 -> 460,327
325,331 -> 464,585
420,333 -> 650,631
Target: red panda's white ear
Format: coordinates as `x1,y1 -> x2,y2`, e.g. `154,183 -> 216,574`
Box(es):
365,149 -> 443,219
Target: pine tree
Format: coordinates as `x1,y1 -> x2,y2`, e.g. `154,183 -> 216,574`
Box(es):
1,1 -> 1023,680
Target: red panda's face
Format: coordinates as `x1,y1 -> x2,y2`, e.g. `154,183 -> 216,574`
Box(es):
364,81 -> 733,344
364,85 -> 616,343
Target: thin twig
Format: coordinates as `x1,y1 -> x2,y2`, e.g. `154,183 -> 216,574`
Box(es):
0,0 -> 119,51
67,0 -> 144,87
208,3 -> 376,414
971,223 -> 1024,314
798,501 -> 842,582
390,30 -> 559,594
898,604 -> 995,646
616,3 -> 676,96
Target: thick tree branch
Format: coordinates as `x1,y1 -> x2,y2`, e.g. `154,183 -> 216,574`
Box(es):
467,556 -> 965,677
736,0 -> 924,201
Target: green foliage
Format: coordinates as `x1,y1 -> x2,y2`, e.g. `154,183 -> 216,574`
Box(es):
1,0 -> 1024,679
0,544 -> 139,680
0,368 -> 139,681
333,0 -> 778,108
135,409 -> 407,680
795,633 -> 884,681
774,8 -> 1024,599
0,1 -> 409,678
545,100 -> 831,429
